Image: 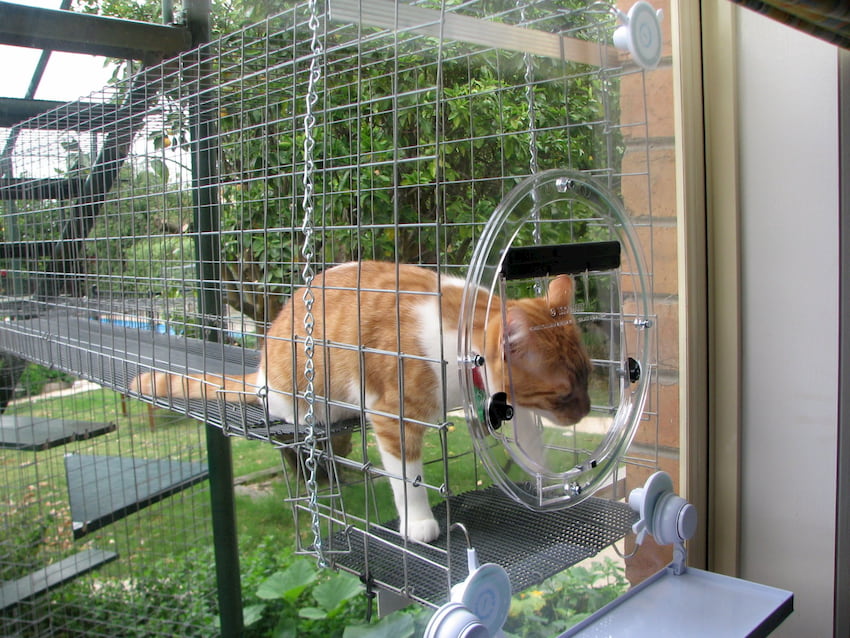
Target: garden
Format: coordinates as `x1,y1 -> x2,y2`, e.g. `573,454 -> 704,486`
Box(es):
1,366 -> 628,636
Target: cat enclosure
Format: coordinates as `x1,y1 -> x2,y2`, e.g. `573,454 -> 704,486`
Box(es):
1,0 -> 672,634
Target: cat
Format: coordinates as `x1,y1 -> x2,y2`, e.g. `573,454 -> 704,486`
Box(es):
133,260 -> 592,543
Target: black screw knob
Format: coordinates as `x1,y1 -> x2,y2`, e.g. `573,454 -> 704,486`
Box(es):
627,357 -> 641,383
486,392 -> 514,430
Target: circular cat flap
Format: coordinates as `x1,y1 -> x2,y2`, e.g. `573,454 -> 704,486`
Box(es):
458,169 -> 652,510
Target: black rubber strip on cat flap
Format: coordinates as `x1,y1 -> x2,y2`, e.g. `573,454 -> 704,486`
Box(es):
500,241 -> 621,280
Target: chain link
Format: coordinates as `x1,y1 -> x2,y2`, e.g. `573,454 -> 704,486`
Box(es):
518,1 -> 540,243
522,53 -> 539,179
519,0 -> 543,301
300,0 -> 326,568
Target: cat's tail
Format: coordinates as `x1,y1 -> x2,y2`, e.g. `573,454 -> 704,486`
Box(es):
132,370 -> 260,404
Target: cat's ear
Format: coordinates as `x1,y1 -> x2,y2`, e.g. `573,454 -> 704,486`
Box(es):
547,275 -> 575,316
503,307 -> 531,358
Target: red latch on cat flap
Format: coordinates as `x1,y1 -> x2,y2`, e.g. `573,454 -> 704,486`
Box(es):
472,362 -> 514,431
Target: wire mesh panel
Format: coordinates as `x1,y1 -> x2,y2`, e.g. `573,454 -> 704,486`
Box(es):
0,364 -> 214,636
0,0 -> 668,621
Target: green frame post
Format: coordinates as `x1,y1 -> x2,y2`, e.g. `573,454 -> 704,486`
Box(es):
185,0 -> 244,635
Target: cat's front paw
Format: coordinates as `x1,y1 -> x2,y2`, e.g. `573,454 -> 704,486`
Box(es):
402,517 -> 441,543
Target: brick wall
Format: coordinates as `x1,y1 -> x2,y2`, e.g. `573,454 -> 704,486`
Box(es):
616,0 -> 679,583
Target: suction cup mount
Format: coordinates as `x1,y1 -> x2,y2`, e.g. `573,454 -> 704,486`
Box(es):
424,524 -> 511,638
628,471 -> 698,575
613,1 -> 664,70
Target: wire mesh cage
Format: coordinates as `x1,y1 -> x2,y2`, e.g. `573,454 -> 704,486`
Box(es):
0,365 -> 214,635
0,0 -> 668,626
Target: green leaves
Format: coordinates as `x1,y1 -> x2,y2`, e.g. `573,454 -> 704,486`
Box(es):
342,611 -> 416,638
312,573 -> 365,615
502,558 -> 628,638
296,572 -> 364,621
256,558 -> 319,603
242,555 -> 439,637
239,547 -> 453,638
246,559 -> 369,634
242,604 -> 268,627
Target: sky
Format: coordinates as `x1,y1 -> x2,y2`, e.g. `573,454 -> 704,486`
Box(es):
3,0 -> 117,102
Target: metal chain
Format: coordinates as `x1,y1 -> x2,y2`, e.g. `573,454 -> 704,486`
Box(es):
300,0 -> 326,568
525,51 -> 542,257
522,46 -> 539,179
519,0 -> 543,302
518,1 -> 540,250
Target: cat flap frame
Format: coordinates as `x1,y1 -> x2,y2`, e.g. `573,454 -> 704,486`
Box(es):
459,169 -> 653,510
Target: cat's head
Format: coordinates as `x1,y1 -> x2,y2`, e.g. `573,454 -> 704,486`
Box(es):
488,275 -> 592,425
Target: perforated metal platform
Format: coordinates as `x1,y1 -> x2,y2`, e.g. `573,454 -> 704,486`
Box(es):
330,486 -> 637,605
0,415 -> 116,450
65,453 -> 209,538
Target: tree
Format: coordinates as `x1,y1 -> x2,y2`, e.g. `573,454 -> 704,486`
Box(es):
205,0 -> 617,329
61,0 -> 620,331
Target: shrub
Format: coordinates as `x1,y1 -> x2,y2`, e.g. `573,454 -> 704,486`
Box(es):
28,533 -> 624,637
16,363 -> 76,397
245,550 -> 626,638
502,557 -> 628,637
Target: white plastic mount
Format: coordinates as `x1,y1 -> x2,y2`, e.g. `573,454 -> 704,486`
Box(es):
613,1 -> 664,70
628,471 -> 697,575
424,525 -> 511,638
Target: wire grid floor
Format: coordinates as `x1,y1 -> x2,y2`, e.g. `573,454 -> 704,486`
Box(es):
331,486 -> 637,605
0,308 -> 359,441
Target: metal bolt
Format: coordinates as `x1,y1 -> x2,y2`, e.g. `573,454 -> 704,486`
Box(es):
555,177 -> 573,192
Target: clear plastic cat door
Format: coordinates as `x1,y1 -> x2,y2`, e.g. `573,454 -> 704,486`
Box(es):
459,169 -> 652,510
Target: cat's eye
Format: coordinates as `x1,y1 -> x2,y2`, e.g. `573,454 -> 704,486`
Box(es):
557,393 -> 575,406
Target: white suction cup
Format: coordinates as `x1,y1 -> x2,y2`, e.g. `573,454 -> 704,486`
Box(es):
423,602 -> 489,638
425,525 -> 511,638
628,471 -> 697,574
613,2 -> 664,70
450,553 -> 511,635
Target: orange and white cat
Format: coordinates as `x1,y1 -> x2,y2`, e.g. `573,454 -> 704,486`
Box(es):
134,261 -> 591,543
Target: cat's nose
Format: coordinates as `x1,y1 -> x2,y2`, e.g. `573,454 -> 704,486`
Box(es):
569,392 -> 591,422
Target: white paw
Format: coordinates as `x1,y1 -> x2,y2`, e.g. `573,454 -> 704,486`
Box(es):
402,517 -> 441,543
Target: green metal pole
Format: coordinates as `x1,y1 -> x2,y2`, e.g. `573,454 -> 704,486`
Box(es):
185,1 -> 244,635
204,424 -> 243,638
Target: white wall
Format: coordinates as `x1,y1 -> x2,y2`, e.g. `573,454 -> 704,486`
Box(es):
736,9 -> 839,637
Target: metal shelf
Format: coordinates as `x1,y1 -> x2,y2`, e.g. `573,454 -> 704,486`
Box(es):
331,487 -> 637,606
0,549 -> 118,610
0,415 -> 116,451
65,453 -> 208,539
